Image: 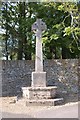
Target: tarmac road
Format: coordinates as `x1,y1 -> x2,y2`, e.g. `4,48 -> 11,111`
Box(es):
1,103 -> 79,119
33,103 -> 78,118
2,112 -> 32,118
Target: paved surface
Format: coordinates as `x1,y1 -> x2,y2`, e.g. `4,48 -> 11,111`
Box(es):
33,103 -> 78,118
2,112 -> 32,118
1,103 -> 79,118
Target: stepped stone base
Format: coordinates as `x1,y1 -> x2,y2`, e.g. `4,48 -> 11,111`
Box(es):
22,86 -> 57,99
22,86 -> 63,106
26,98 -> 64,106
16,98 -> 63,106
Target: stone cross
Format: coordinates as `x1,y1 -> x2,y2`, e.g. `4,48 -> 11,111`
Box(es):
32,19 -> 47,72
31,19 -> 47,87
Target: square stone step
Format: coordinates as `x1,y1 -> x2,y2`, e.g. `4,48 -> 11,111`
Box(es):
26,98 -> 64,106
22,86 -> 57,99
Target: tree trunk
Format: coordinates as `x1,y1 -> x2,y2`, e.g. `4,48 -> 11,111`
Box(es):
17,2 -> 24,60
17,39 -> 23,60
24,3 -> 31,60
62,47 -> 67,59
5,3 -> 8,60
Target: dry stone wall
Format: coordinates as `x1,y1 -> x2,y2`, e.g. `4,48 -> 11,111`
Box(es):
1,59 -> 79,98
0,61 -> 2,96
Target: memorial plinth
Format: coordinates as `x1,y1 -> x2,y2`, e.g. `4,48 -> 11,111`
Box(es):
32,72 -> 46,87
22,86 -> 57,99
22,19 -> 63,106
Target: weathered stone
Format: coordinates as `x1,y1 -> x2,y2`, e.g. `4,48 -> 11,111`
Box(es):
1,59 -> 78,102
31,19 -> 47,87
32,72 -> 46,87
22,86 -> 57,99
21,19 -> 63,106
26,98 -> 64,106
0,61 -> 2,96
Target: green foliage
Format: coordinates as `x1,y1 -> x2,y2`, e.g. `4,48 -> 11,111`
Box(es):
0,2 -> 80,60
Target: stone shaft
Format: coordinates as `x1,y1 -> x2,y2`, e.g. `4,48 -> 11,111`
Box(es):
35,30 -> 43,72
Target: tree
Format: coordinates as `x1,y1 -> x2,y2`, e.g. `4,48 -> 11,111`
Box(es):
0,2 -> 80,60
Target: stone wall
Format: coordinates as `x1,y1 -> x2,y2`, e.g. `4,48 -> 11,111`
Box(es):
0,61 -> 2,96
1,59 -> 79,99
